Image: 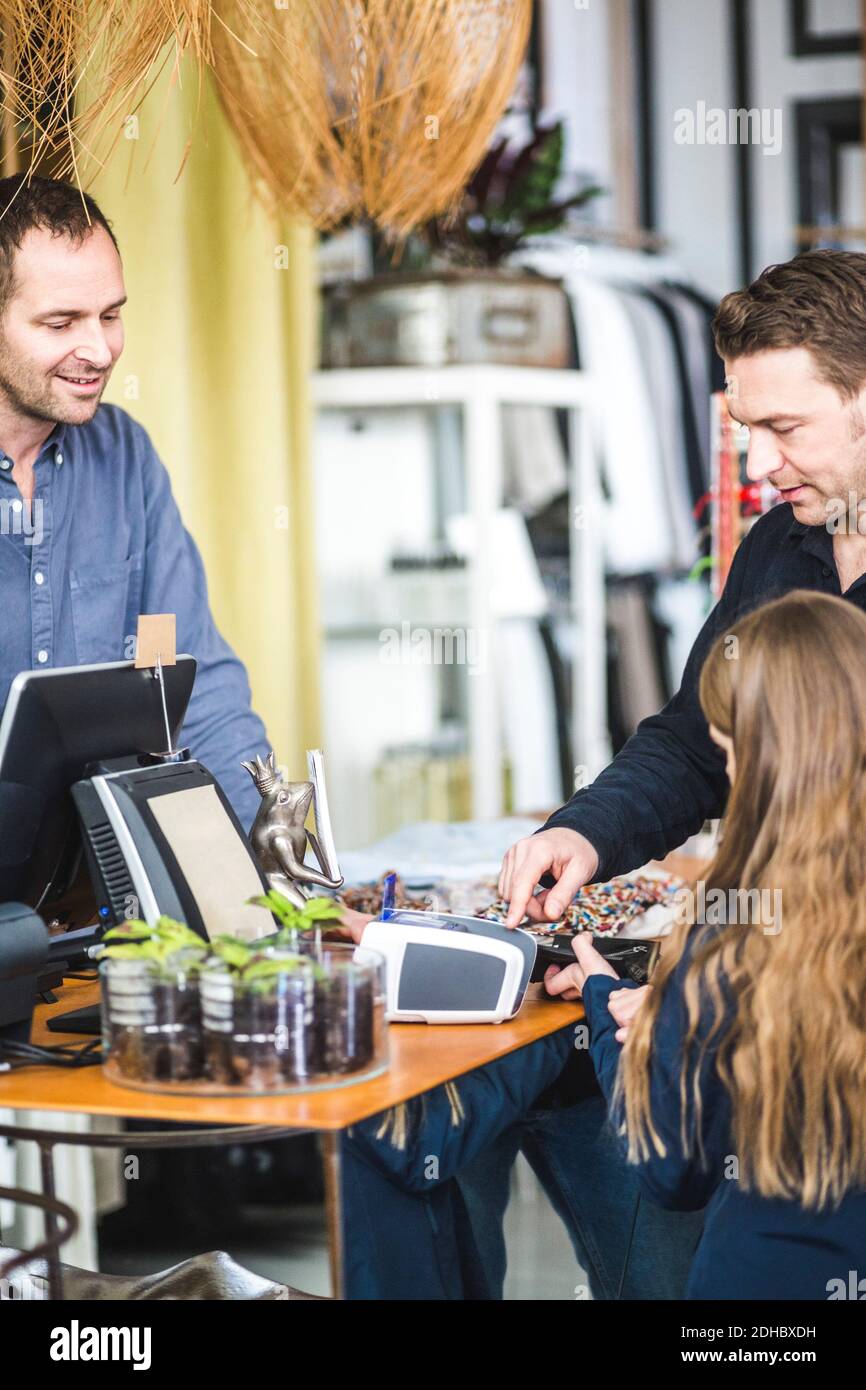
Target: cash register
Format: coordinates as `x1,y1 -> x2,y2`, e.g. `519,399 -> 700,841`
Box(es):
0,655 -> 270,1036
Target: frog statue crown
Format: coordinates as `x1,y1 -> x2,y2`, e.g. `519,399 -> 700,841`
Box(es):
241,750 -> 282,797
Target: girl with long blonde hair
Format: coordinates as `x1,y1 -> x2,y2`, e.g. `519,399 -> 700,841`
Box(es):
548,590 -> 866,1298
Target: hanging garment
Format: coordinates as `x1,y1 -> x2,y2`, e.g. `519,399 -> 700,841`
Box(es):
516,238 -> 720,520
502,404 -> 570,516
618,287 -> 698,571
674,283 -> 728,394
565,275 -> 677,574
639,283 -> 713,509
496,617 -> 563,812
655,574 -> 711,688
662,285 -> 717,493
607,580 -> 668,733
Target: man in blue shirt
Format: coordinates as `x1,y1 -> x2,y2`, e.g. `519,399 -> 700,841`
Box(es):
0,174 -> 269,827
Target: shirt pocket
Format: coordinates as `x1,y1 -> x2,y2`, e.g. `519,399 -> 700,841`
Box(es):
69,555 -> 143,665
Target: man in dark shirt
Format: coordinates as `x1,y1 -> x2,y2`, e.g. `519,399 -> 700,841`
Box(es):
504,249 -> 866,921
460,249 -> 866,1298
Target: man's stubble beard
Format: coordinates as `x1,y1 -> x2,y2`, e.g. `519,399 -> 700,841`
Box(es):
807,419 -> 866,530
0,339 -> 107,426
839,430 -> 866,533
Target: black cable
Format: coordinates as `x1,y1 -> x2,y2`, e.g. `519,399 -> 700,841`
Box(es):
6,1038 -> 101,1061
0,1036 -> 103,1069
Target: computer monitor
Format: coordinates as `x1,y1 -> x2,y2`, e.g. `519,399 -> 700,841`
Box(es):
0,657 -> 196,913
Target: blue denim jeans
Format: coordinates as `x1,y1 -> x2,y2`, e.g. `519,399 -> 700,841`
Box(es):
457,1094 -> 705,1300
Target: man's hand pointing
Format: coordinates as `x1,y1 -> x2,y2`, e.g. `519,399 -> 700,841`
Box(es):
498,828 -> 600,928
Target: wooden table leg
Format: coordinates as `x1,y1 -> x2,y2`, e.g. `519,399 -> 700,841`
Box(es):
322,1132 -> 344,1300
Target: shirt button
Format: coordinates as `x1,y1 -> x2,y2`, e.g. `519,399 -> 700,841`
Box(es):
0,458 -> 10,471
36,649 -> 48,664
55,451 -> 63,466
822,566 -> 832,577
34,571 -> 44,585
11,499 -> 21,513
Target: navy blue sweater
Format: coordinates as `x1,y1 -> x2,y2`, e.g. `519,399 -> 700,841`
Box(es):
582,946 -> 866,1300
545,502 -> 866,879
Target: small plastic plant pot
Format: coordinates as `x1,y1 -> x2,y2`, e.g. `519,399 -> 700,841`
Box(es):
301,941 -> 388,1076
100,950 -> 204,1087
200,944 -> 388,1093
200,951 -> 322,1090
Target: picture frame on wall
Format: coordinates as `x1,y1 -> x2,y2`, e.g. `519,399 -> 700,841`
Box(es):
795,96 -> 865,249
789,0 -> 862,57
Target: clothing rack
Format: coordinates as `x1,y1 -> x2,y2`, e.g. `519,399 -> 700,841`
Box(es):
795,224 -> 866,245
564,221 -> 670,253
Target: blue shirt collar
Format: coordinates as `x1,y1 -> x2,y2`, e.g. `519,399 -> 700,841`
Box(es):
42,420 -> 69,463
0,420 -> 69,470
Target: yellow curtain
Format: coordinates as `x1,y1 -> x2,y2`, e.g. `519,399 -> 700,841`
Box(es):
85,59 -> 321,777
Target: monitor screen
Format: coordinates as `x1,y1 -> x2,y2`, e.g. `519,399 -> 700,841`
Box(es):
148,782 -> 268,941
0,657 -> 196,909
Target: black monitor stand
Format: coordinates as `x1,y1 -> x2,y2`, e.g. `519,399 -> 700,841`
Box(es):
46,1003 -> 101,1035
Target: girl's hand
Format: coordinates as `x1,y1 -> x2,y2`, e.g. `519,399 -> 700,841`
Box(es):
542,932 -> 620,1001
327,909 -> 374,945
607,983 -> 652,1043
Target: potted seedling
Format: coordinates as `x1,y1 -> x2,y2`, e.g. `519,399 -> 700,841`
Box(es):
249,892 -> 381,1077
98,917 -> 207,1086
248,889 -> 345,954
200,935 -> 324,1090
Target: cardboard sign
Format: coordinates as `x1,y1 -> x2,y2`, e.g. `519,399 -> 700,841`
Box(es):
134,613 -> 177,669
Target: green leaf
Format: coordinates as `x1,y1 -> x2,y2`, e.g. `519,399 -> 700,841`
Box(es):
242,956 -> 304,983
100,940 -> 161,962
500,124 -> 563,220
210,936 -> 255,970
247,890 -> 301,930
154,916 -> 203,948
422,117 -> 601,268
298,897 -> 344,924
102,921 -> 154,943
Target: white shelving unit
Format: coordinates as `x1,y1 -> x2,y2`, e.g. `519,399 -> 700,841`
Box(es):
311,364 -> 609,821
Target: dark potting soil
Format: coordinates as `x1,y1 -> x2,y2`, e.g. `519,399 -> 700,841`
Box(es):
202,973 -> 375,1089
107,978 -> 203,1084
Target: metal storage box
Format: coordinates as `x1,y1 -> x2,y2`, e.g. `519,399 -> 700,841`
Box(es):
321,269 -> 572,369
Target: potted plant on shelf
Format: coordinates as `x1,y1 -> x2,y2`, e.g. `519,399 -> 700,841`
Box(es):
412,121 -> 602,271
321,120 -> 601,370
98,917 -> 207,1085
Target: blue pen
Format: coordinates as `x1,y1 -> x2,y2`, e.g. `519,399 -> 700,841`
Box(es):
381,872 -> 397,920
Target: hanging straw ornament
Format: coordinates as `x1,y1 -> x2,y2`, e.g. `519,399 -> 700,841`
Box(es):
0,0 -> 531,239
0,1 -> 218,190
209,0 -> 532,237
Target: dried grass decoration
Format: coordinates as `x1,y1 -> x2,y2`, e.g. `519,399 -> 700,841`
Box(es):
0,0 -> 530,237
206,0 -> 533,236
0,0 -> 218,186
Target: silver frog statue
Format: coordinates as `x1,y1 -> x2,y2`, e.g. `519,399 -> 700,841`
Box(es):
241,751 -> 344,909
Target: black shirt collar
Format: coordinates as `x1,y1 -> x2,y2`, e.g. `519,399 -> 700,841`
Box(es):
785,509 -> 834,564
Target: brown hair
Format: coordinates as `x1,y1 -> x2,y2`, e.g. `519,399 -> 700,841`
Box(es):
0,175 -> 118,315
713,249 -> 866,399
618,590 -> 866,1209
